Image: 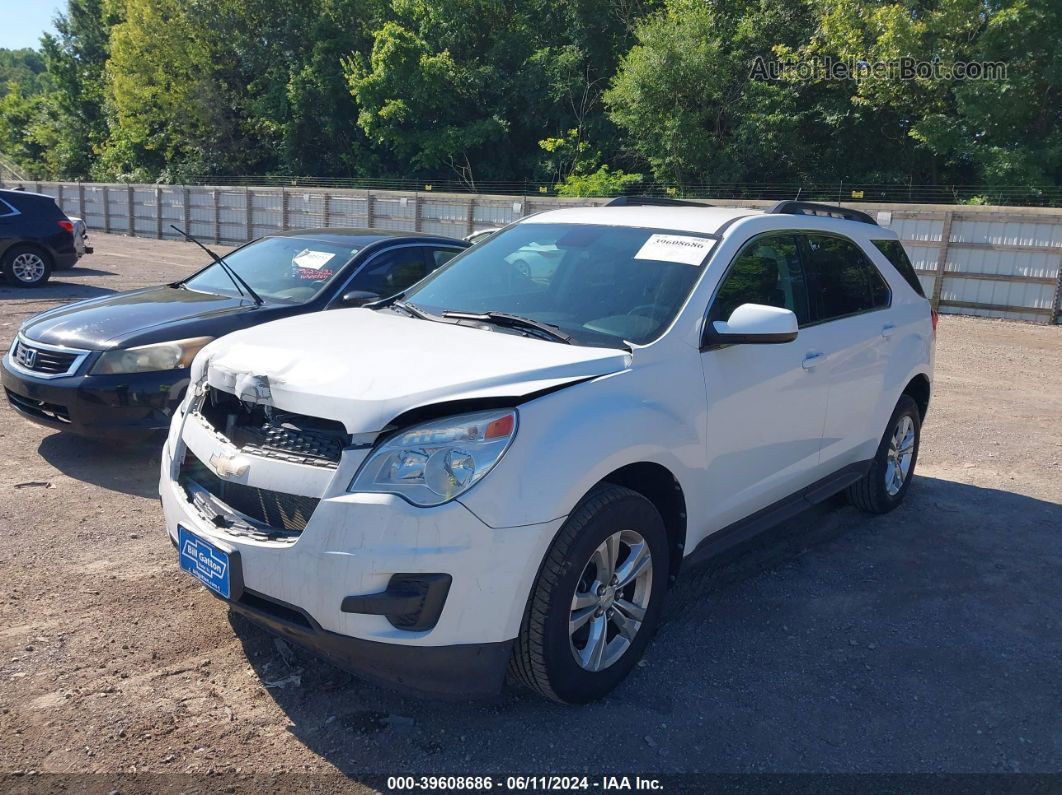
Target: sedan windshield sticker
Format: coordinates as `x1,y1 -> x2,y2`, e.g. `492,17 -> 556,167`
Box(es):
634,234 -> 713,266
292,249 -> 336,270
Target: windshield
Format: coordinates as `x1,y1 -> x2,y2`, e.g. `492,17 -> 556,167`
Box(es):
403,223 -> 716,345
182,237 -> 356,303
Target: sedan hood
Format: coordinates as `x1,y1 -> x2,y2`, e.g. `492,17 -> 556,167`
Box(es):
196,308 -> 631,433
21,286 -> 263,349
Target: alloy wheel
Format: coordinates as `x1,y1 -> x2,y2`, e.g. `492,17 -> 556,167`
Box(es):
884,414 -> 915,496
569,529 -> 653,672
11,252 -> 46,283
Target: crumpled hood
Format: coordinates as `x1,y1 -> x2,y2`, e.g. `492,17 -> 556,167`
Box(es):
193,308 -> 631,433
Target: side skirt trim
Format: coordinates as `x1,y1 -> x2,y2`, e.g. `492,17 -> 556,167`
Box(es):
682,459 -> 872,570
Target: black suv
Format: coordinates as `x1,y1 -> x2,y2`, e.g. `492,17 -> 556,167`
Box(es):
0,188 -> 79,287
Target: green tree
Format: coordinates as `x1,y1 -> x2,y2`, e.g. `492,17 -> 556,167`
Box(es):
345,20 -> 509,188
555,164 -> 643,196
37,0 -> 118,178
0,85 -> 48,176
101,0 -> 230,179
605,0 -> 814,188
0,49 -> 47,96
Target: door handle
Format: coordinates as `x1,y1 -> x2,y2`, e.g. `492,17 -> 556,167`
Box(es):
802,351 -> 826,370
881,323 -> 896,339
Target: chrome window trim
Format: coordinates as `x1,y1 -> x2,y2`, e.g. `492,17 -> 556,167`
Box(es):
7,334 -> 93,379
0,198 -> 21,218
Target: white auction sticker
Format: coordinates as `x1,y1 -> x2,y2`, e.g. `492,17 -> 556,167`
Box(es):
292,249 -> 336,270
634,234 -> 713,266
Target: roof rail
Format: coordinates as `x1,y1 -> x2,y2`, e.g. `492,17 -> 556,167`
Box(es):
604,196 -> 710,208
767,200 -> 878,226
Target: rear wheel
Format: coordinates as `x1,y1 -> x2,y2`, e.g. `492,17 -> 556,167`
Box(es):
510,484 -> 669,704
848,395 -> 921,514
2,245 -> 52,287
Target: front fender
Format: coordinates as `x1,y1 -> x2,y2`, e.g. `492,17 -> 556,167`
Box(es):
459,362 -> 706,529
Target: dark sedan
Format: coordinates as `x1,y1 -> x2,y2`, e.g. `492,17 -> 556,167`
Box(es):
2,228 -> 467,440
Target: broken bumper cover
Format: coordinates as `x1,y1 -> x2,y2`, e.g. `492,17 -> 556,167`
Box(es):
160,429 -> 563,699
227,586 -> 514,699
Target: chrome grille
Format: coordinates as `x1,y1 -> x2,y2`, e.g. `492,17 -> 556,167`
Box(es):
11,338 -> 86,377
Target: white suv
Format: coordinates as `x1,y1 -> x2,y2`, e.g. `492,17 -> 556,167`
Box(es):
161,200 -> 934,703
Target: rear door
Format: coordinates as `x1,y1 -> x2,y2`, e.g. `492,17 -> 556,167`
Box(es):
799,233 -> 894,468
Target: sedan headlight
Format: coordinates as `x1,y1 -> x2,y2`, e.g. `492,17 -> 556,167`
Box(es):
349,409 -> 518,507
90,337 -> 214,375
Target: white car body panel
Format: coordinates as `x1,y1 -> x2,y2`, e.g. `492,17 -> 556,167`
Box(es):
160,203 -> 934,687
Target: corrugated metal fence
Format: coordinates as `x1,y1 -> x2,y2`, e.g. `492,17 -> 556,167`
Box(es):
5,180 -> 1062,324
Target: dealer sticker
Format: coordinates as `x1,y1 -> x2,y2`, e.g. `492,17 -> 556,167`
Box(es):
292,249 -> 336,270
634,234 -> 713,266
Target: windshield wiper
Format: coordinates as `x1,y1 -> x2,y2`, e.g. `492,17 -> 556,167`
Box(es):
169,224 -> 264,306
391,299 -> 434,320
441,311 -> 573,344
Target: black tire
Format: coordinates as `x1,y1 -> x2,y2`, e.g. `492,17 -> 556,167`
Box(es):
510,484 -> 669,704
1,245 -> 53,287
847,395 -> 921,514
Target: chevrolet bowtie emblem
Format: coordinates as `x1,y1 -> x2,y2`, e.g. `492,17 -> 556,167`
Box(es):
209,451 -> 250,479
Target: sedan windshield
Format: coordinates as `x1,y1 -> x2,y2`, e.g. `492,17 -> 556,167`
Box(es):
182,237 -> 356,303
403,223 -> 716,345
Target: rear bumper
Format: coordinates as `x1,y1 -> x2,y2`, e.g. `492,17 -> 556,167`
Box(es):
1,357 -> 187,440
53,249 -> 79,269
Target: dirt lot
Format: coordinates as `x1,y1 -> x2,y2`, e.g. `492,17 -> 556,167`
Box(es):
0,233 -> 1060,784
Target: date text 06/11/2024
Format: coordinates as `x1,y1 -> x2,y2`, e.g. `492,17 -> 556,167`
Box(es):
385,776 -> 665,791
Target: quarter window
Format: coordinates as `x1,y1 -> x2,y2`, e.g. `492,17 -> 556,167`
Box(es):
712,235 -> 811,325
802,234 -> 890,322
428,248 -> 461,268
872,239 -> 925,297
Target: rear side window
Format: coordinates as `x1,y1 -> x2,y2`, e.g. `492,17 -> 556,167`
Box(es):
713,234 -> 811,325
802,234 -> 891,323
0,198 -> 20,217
872,239 -> 925,297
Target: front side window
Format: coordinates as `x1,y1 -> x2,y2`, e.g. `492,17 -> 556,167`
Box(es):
712,234 -> 811,325
802,234 -> 891,322
402,223 -> 716,346
183,237 -> 356,303
349,247 -> 430,297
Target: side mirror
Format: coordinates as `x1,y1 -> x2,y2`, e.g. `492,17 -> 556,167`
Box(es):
339,290 -> 381,308
703,303 -> 798,348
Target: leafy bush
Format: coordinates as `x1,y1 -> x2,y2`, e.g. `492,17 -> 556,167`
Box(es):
556,166 -> 643,197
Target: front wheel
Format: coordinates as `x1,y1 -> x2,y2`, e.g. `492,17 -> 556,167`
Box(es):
847,395 -> 921,514
510,484 -> 669,704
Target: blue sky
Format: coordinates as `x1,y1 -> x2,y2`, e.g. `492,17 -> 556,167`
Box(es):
0,0 -> 64,50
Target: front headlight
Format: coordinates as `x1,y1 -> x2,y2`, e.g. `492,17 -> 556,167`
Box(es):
90,336 -> 214,375
349,409 -> 518,507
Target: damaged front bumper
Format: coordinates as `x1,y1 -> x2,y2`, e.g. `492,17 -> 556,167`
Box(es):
160,384 -> 562,698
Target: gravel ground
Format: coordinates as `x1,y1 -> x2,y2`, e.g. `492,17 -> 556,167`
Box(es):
0,233 -> 1059,782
